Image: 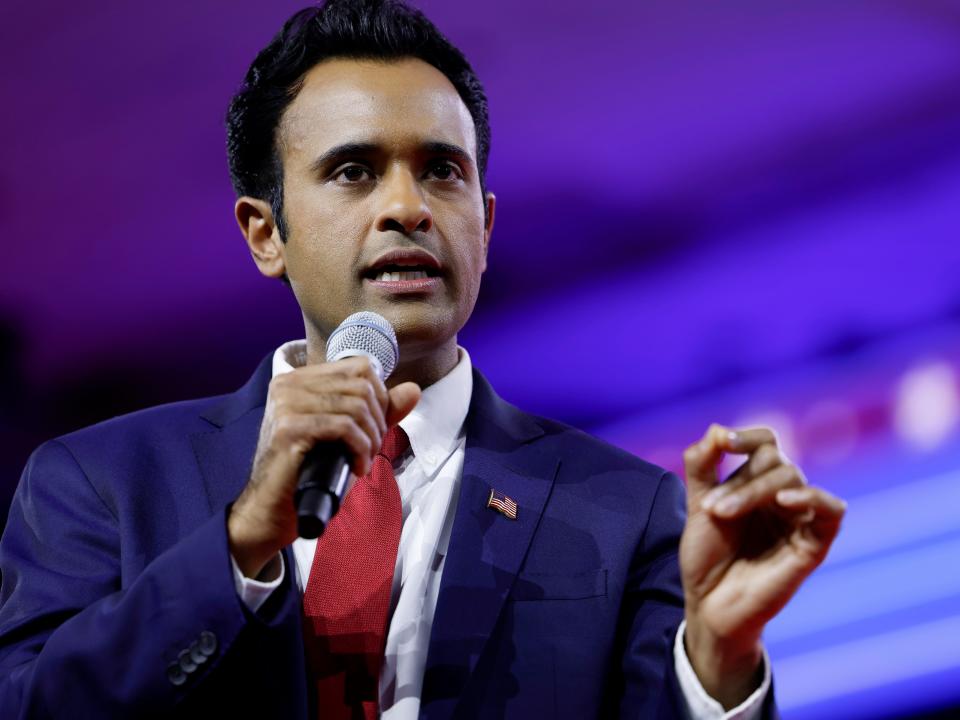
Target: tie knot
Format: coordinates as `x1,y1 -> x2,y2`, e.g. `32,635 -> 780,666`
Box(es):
378,425 -> 410,463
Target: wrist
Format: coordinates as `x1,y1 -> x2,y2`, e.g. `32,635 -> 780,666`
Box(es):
683,614 -> 764,710
227,502 -> 284,579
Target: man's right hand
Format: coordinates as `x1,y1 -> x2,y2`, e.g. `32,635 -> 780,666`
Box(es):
227,356 -> 421,579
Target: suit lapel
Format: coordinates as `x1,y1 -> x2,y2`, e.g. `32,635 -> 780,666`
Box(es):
190,353 -> 273,513
421,370 -> 558,714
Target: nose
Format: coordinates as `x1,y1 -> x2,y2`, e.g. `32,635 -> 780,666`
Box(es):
374,166 -> 433,235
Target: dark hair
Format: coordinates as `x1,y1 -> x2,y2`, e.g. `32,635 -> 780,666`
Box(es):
226,0 -> 491,242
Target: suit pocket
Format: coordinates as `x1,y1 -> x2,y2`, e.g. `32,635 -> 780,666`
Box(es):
511,569 -> 607,601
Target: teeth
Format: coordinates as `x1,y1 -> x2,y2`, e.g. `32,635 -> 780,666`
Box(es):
374,270 -> 429,282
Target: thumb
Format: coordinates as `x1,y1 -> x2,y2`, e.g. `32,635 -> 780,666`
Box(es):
684,423 -> 735,499
386,382 -> 421,426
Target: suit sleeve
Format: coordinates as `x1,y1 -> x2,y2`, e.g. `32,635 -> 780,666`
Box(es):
606,469 -> 688,717
613,470 -> 779,720
0,439 -> 294,719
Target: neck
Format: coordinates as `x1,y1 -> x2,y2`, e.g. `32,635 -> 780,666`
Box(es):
303,330 -> 459,390
389,340 -> 459,389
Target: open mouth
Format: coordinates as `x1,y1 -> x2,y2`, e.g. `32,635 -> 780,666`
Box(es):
365,265 -> 442,282
362,248 -> 444,288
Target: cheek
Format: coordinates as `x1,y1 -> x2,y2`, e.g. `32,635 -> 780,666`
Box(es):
286,178 -> 365,236
285,192 -> 366,267
442,206 -> 488,275
466,224 -> 490,281
293,233 -> 352,277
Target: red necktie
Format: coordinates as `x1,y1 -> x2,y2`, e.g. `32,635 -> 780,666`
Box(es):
301,426 -> 409,720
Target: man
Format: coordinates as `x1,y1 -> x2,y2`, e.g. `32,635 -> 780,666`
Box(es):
0,1 -> 845,718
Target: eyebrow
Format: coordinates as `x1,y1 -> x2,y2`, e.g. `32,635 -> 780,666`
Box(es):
309,142 -> 378,175
422,141 -> 474,169
308,140 -> 475,175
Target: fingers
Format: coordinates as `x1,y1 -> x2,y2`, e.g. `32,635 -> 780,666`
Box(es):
275,377 -> 386,439
726,427 -> 778,454
703,463 -> 806,518
683,424 -> 735,493
302,356 -> 390,427
338,355 -> 390,410
323,358 -> 421,429
737,442 -> 784,479
684,424 -> 777,492
290,412 -> 376,477
269,359 -> 421,467
257,356 -> 396,479
685,422 -> 809,520
278,354 -> 388,422
691,431 -> 846,551
776,485 -> 847,535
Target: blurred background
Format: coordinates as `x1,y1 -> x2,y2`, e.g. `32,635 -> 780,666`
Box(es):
2,1 -> 959,717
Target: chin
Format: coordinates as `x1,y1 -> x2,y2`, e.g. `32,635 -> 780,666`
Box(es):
391,310 -> 462,348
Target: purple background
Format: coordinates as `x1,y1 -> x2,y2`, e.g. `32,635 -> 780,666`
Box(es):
2,2 -> 960,717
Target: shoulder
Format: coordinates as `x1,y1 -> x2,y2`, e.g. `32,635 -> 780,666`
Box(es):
523,410 -> 685,517
50,353 -> 273,462
13,393 -> 238,526
528,411 -> 667,480
24,389 -> 253,507
54,393 -> 232,454
468,367 -> 669,483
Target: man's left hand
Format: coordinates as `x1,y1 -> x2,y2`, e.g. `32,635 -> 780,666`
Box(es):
679,423 -> 846,709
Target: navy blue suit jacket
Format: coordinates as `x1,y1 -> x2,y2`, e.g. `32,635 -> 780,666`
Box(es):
0,354 -> 777,718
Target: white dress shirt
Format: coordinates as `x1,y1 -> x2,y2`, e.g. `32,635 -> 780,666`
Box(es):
232,340 -> 769,719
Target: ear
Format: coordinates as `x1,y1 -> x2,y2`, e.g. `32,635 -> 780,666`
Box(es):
481,191 -> 496,272
234,196 -> 286,279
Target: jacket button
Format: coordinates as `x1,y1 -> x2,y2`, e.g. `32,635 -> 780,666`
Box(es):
189,641 -> 207,665
198,630 -> 218,656
166,662 -> 187,686
178,649 -> 198,674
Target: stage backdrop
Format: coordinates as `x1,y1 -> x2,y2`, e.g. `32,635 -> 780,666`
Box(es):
2,2 -> 959,718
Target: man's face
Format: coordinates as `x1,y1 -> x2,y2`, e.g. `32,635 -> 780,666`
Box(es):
269,57 -> 492,360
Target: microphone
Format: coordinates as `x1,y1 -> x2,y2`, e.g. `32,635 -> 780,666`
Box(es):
294,311 -> 399,539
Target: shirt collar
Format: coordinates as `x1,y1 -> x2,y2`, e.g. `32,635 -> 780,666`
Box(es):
271,339 -> 473,474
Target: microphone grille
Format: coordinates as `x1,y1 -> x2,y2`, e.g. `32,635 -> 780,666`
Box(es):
325,311 -> 399,380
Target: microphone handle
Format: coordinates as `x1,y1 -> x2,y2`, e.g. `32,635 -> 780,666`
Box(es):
294,442 -> 350,539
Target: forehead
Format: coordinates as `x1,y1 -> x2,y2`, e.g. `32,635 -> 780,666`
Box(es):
278,57 -> 477,164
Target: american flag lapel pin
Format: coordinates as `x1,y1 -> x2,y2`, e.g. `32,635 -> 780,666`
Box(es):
487,489 -> 518,520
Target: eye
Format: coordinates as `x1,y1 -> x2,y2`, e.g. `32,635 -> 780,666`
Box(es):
334,164 -> 373,183
426,161 -> 462,182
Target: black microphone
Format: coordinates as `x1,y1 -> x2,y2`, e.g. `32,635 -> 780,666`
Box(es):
294,311 -> 399,539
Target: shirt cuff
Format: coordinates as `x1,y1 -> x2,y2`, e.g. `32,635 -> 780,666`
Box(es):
673,620 -> 771,720
230,552 -> 285,613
